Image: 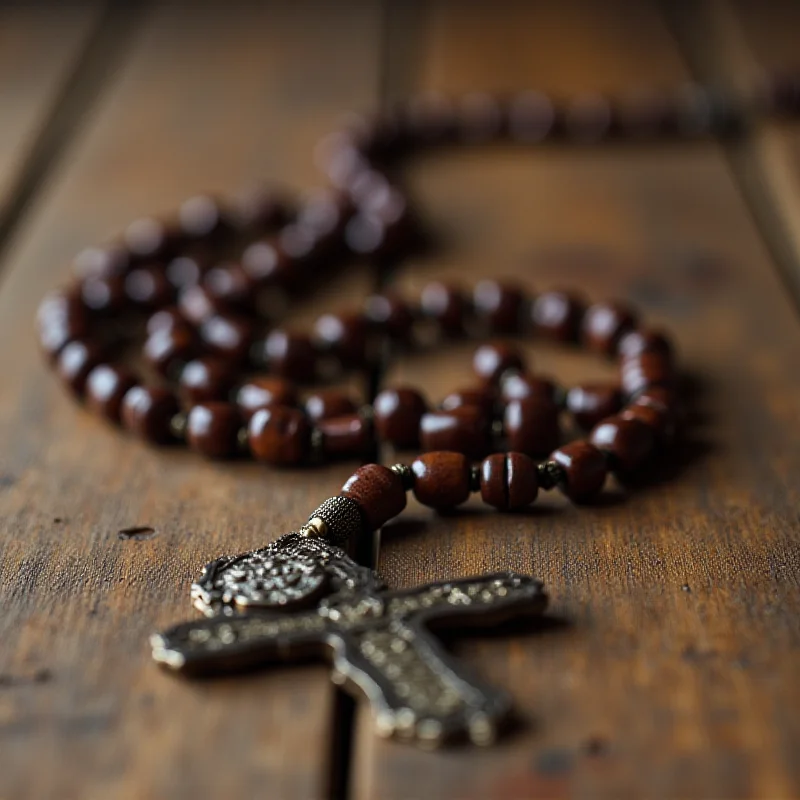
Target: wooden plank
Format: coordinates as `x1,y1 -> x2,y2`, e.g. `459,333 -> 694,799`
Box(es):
0,2 -> 381,798
354,1 -> 800,798
0,3 -> 103,230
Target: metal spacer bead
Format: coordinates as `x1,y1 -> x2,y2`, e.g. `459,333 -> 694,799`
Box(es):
390,463 -> 414,491
470,464 -> 482,492
537,460 -> 565,491
299,516 -> 329,539
308,496 -> 365,546
169,411 -> 188,441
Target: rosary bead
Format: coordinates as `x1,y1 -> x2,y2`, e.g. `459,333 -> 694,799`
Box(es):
589,415 -> 655,473
565,92 -> 613,142
312,312 -> 370,368
581,301 -> 637,355
124,217 -> 180,261
260,329 -> 317,382
166,253 -> 206,289
85,364 -> 137,423
241,240 -> 295,286
530,290 -> 585,342
617,328 -> 674,361
419,406 -> 491,459
37,291 -> 89,360
458,92 -> 504,142
236,377 -> 298,421
178,284 -> 218,326
620,352 -> 675,398
247,405 -> 309,465
124,266 -> 174,309
633,385 -> 680,417
472,341 -> 525,385
178,194 -> 231,243
304,389 -> 358,422
479,452 -> 539,510
420,282 -> 466,336
340,464 -> 407,530
56,339 -> 105,396
507,90 -> 556,142
504,397 -> 561,456
72,244 -> 130,280
231,184 -> 292,233
81,274 -> 126,313
146,307 -> 186,336
550,440 -> 608,502
373,387 -> 427,449
143,324 -> 196,377
620,403 -> 675,442
499,372 -> 559,405
472,280 -> 524,333
363,293 -> 414,339
199,314 -> 254,364
121,385 -> 179,444
566,383 -> 623,431
317,413 -> 373,459
203,263 -> 256,310
411,451 -> 471,509
186,401 -> 241,459
179,357 -> 237,404
440,386 -> 496,419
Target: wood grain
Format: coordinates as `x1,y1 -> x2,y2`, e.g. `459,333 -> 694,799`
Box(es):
0,3 -> 381,798
352,2 -> 800,798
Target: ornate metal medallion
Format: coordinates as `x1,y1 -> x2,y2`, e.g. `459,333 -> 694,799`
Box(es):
152,531 -> 548,748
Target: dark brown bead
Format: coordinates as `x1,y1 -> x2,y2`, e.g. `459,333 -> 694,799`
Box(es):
508,90 -> 556,142
419,407 -> 490,459
241,240 -> 295,286
179,357 -> 237,404
620,353 -> 675,398
589,415 -> 655,472
166,254 -> 205,289
85,364 -> 136,422
620,403 -> 675,442
231,184 -> 292,232
178,284 -> 218,326
566,93 -> 613,142
247,405 -> 308,465
186,402 -> 241,459
472,341 -> 525,385
633,386 -> 680,416
440,385 -> 495,419
304,389 -> 358,422
340,464 -> 407,531
531,290 -> 585,341
260,329 -> 316,382
499,373 -> 559,404
458,92 -> 504,142
317,413 -> 372,460
143,324 -> 196,376
363,293 -> 414,339
411,451 -> 472,509
472,280 -> 524,333
236,377 -> 298,421
504,397 -> 560,456
203,263 -> 255,309
550,440 -> 608,502
72,244 -> 130,280
121,385 -> 179,444
581,301 -> 637,355
178,194 -> 231,243
566,383 -> 622,431
419,282 -> 465,336
80,275 -> 126,313
199,315 -> 254,363
480,452 -> 539,510
146,307 -> 186,336
373,387 -> 427,449
56,339 -> 105,396
37,291 -> 88,360
124,267 -> 174,309
404,94 -> 457,146
312,312 -> 370,368
617,329 -> 674,361
124,217 -> 180,261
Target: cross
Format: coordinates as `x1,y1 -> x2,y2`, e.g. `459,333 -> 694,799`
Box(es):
151,533 -> 548,748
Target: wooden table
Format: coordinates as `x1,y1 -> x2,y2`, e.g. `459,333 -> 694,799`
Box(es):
1,2 -> 798,798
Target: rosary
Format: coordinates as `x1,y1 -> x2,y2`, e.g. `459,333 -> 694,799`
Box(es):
35,77 -> 799,748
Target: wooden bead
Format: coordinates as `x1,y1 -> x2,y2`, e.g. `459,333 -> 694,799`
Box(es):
72,244 -> 130,280
504,397 -> 560,456
121,386 -> 179,444
419,282 -> 465,336
56,339 -> 105,396
480,452 -> 539,510
312,312 -> 370,367
179,357 -> 237,404
247,406 -> 309,465
508,90 -> 556,142
499,373 -> 559,404
340,464 -> 407,530
617,328 -> 674,360
178,285 -> 218,325
317,414 -> 372,459
236,377 -> 298,421
186,402 -> 241,459
566,383 -> 622,431
241,240 -> 295,286
472,280 -> 524,333
85,364 -> 136,423
472,341 -> 525,385
178,194 -> 231,243
620,353 -> 675,398
581,301 -> 637,354
373,387 -> 427,449
530,290 -> 585,341
419,407 -> 490,459
166,254 -> 205,289
37,291 -> 89,360
124,216 -> 180,261
143,324 -> 196,376
620,403 -> 675,442
440,386 -> 495,419
589,415 -> 655,472
199,314 -> 254,364
260,329 -> 317,382
146,307 -> 186,336
124,266 -> 174,308
550,440 -> 608,502
411,451 -> 471,509
81,275 -> 126,313
203,263 -> 256,310
363,293 -> 414,339
304,389 -> 358,422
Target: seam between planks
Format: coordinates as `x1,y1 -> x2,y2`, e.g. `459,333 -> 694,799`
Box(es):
0,0 -> 149,291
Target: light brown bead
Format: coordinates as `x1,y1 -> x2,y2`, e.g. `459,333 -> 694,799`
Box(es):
566,383 -> 622,431
581,301 -> 637,355
504,397 -> 560,456
317,414 -> 372,459
419,407 -> 491,459
85,364 -> 137,423
186,402 -> 241,459
472,341 -> 525,385
480,452 -> 539,510
304,389 -> 358,422
121,386 -> 179,444
236,377 -> 298,421
340,464 -> 407,530
589,415 -> 655,472
550,440 -> 608,503
247,405 -> 308,465
411,451 -> 471,509
373,387 -> 427,449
